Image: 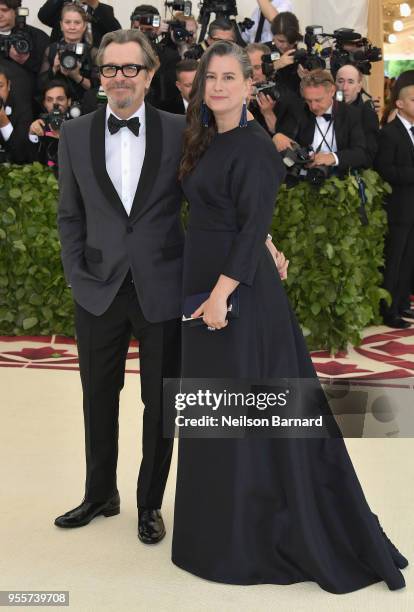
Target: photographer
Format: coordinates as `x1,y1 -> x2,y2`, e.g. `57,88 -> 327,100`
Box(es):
246,41 -> 302,136
130,5 -> 162,45
28,79 -> 77,173
158,58 -> 197,114
0,63 -> 33,163
270,11 -> 303,98
241,0 -> 292,44
38,0 -> 120,48
184,18 -> 236,60
335,64 -> 379,166
0,0 -> 49,78
38,3 -> 98,103
274,69 -> 367,180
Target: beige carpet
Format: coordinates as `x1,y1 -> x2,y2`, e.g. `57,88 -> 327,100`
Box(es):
0,367 -> 413,612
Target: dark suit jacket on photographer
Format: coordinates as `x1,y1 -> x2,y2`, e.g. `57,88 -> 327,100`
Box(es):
38,0 -> 120,47
250,87 -> 304,137
352,93 -> 379,166
276,100 -> 368,172
0,92 -> 33,164
151,39 -> 181,110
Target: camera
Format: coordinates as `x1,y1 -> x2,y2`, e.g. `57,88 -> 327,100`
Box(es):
166,20 -> 194,43
130,12 -> 161,27
164,1 -> 193,17
254,81 -> 281,102
0,7 -> 32,56
282,143 -> 330,186
57,42 -> 86,71
260,46 -> 281,78
40,102 -> 81,132
327,28 -> 382,76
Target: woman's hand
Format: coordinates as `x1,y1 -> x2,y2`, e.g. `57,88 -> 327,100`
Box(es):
266,238 -> 289,280
274,49 -> 295,71
191,294 -> 229,330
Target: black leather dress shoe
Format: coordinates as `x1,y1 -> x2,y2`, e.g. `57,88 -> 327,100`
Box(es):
383,316 -> 411,329
54,492 -> 120,528
138,508 -> 166,544
400,309 -> 414,320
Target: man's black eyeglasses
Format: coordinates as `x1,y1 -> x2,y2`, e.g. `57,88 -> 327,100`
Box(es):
99,64 -> 147,78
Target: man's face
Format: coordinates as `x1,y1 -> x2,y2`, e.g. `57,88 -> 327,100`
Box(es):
100,42 -> 155,112
184,19 -> 197,44
44,86 -> 70,113
396,85 -> 414,123
0,4 -> 15,31
0,73 -> 10,101
247,50 -> 265,84
303,84 -> 335,116
208,28 -> 235,44
336,65 -> 362,104
176,69 -> 196,101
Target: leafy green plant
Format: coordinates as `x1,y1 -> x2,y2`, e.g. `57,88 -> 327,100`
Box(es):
0,163 -> 74,336
271,170 -> 391,353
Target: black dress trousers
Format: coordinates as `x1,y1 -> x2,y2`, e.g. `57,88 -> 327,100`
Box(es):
74,271 -> 181,508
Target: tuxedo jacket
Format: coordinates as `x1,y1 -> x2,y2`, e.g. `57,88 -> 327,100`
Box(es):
0,93 -> 33,164
58,103 -> 186,321
38,0 -> 121,47
375,116 -> 414,225
352,95 -> 380,166
276,100 -> 368,172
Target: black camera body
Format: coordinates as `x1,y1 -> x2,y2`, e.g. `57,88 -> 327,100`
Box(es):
57,42 -> 86,71
282,143 -> 330,186
184,43 -> 205,60
0,7 -> 32,56
164,1 -> 193,17
254,81 -> 281,102
167,20 -> 194,43
40,102 -> 81,132
130,12 -> 161,27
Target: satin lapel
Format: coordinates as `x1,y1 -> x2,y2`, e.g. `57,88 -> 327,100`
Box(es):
90,104 -> 128,220
394,116 -> 414,163
129,102 -> 163,222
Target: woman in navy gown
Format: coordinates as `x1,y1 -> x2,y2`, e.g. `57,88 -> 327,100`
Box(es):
171,41 -> 408,594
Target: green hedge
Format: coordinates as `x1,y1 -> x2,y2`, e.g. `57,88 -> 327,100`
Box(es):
271,169 -> 390,353
0,164 -> 390,352
0,163 -> 74,337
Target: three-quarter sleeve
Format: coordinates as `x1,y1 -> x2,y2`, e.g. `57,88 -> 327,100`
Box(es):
222,136 -> 286,286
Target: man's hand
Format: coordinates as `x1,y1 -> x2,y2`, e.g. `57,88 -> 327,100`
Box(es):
372,96 -> 381,114
274,49 -> 295,71
272,133 -> 295,152
30,119 -> 46,138
0,106 -> 10,128
307,152 -> 336,167
297,64 -> 310,80
256,92 -> 276,115
9,45 -> 30,65
266,238 -> 289,280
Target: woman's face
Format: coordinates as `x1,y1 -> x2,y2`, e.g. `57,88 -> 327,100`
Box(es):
204,54 -> 251,117
273,34 -> 295,54
61,11 -> 87,42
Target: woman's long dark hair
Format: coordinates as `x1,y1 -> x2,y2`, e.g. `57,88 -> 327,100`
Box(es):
178,41 -> 252,180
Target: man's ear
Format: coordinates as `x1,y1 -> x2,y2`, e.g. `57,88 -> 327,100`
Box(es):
395,98 -> 403,111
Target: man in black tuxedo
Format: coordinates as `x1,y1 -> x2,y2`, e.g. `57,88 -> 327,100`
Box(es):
274,68 -> 368,175
375,75 -> 414,329
0,63 -> 33,163
54,29 -> 185,544
38,0 -> 120,48
335,64 -> 379,166
158,59 -> 197,115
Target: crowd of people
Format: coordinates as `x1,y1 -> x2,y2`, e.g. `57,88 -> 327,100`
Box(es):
0,0 -> 413,329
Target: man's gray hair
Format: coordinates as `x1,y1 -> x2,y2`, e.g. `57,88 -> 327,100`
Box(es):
96,29 -> 159,71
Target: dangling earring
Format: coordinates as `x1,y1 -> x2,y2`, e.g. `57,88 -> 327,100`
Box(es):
239,99 -> 248,128
201,101 -> 210,127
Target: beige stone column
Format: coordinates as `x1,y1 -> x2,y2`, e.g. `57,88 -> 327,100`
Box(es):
366,0 -> 384,107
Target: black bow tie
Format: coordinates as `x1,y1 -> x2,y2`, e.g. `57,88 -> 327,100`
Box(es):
322,113 -> 332,122
108,114 -> 141,137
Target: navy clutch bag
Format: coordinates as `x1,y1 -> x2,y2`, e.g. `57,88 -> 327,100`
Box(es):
182,289 -> 240,326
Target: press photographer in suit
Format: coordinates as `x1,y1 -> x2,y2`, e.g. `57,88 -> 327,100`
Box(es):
274,69 -> 368,175
335,64 -> 379,166
55,29 -> 185,544
0,63 -> 33,163
158,59 -> 197,115
375,72 -> 414,329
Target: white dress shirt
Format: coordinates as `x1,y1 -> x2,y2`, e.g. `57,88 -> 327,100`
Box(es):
241,0 -> 293,44
183,97 -> 189,113
397,112 -> 414,146
0,106 -> 13,142
312,105 -> 339,166
105,102 -> 146,216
